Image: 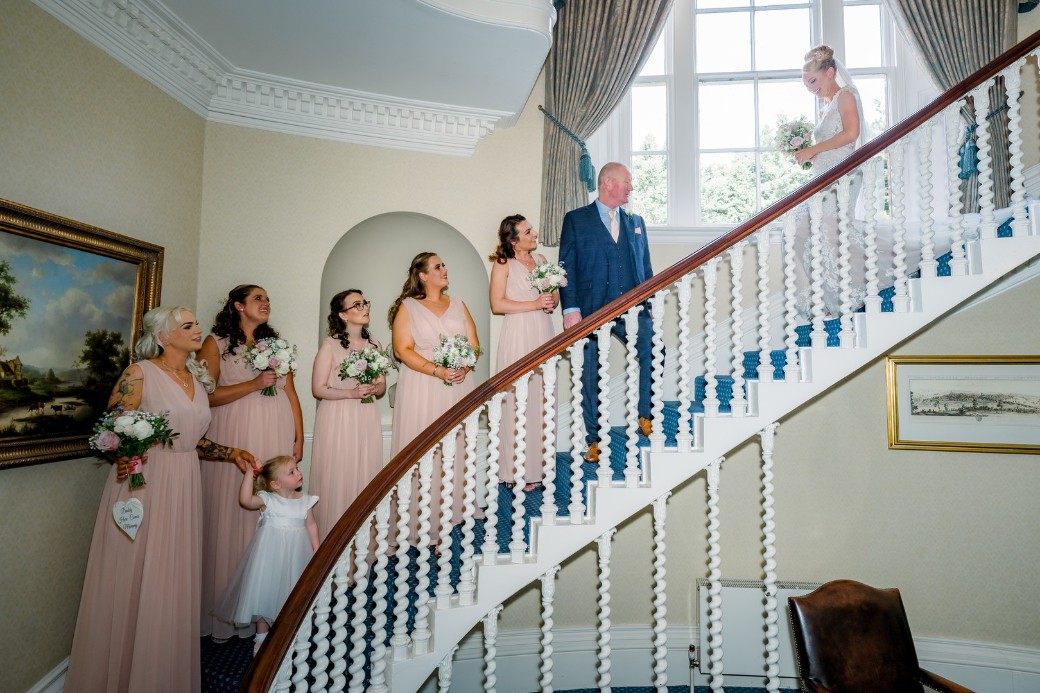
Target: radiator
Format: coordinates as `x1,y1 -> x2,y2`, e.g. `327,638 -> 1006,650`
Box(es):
696,578 -> 822,680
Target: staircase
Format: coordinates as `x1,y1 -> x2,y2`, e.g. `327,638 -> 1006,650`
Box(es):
242,32 -> 1040,693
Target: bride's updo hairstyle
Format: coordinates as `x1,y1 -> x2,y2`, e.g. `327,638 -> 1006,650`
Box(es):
803,44 -> 836,74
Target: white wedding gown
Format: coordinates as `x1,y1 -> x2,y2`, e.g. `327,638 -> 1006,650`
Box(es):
789,86 -> 1011,321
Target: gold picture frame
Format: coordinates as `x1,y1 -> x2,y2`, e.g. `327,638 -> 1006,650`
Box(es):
886,355 -> 1040,454
0,199 -> 163,469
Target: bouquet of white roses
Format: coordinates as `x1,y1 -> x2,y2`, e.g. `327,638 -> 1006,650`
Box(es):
529,260 -> 568,294
241,337 -> 298,396
432,334 -> 481,387
90,408 -> 179,489
775,115 -> 814,169
338,346 -> 392,403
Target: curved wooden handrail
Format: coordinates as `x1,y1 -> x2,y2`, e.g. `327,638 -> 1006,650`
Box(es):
242,28 -> 1040,691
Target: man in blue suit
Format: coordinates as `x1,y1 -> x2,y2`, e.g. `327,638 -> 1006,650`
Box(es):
559,162 -> 654,461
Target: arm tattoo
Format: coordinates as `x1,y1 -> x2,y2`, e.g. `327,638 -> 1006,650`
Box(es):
196,437 -> 234,461
108,373 -> 142,409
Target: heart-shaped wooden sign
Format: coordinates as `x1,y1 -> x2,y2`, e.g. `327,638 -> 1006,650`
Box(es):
112,498 -> 145,541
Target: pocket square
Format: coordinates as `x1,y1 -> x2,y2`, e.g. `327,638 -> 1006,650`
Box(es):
634,226 -> 642,235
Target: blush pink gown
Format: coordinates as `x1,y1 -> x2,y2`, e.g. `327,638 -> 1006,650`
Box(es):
309,336 -> 384,542
496,257 -> 556,484
66,360 -> 211,693
390,296 -> 475,540
200,336 -> 295,639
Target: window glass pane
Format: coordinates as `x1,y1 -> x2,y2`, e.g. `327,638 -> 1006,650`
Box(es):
854,75 -> 887,136
758,79 -> 816,144
757,0 -> 808,5
699,83 -> 755,148
696,12 -> 751,72
760,148 -> 813,208
700,152 -> 756,223
632,154 -> 668,224
632,84 -> 668,150
639,29 -> 668,76
843,4 -> 882,68
697,0 -> 749,9
753,8 -> 810,70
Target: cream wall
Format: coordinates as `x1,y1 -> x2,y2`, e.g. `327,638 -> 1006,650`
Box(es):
0,3 -> 205,691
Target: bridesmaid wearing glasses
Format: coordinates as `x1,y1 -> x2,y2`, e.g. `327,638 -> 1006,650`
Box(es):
309,289 -> 387,542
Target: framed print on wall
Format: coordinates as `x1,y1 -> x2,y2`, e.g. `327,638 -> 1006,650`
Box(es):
0,198 -> 163,469
886,355 -> 1040,454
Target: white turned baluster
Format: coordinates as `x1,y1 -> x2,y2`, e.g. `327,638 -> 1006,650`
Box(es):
1004,61 -> 1028,235
702,257 -> 721,416
309,575 -> 333,689
706,457 -> 725,693
435,432 -> 459,608
890,141 -> 911,312
347,517 -> 373,693
675,274 -> 695,451
595,323 -> 614,487
728,242 -> 747,416
567,340 -> 588,523
482,393 -> 505,565
483,604 -> 504,693
807,193 -> 827,346
755,229 -> 773,384
760,423 -> 781,693
781,212 -> 801,379
918,120 -> 938,277
973,82 -> 997,238
649,290 -> 668,451
390,471 -> 414,661
458,409 -> 481,604
540,356 -> 561,524
539,565 -> 562,693
652,493 -> 671,692
273,653 -> 293,693
438,645 -> 459,693
862,158 -> 882,312
596,528 -> 618,691
411,452 -> 435,656
836,177 -> 855,347
509,375 -> 530,563
945,104 -> 968,276
623,305 -> 642,486
368,498 -> 392,693
330,553 -> 351,691
290,608 -> 314,690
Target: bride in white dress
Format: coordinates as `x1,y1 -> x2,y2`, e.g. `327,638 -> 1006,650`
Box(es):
791,44 -> 870,319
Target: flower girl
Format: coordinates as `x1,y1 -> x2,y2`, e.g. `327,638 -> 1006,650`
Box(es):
213,455 -> 319,653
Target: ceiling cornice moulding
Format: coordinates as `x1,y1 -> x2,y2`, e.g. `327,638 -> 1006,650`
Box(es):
418,0 -> 556,37
33,0 -> 525,155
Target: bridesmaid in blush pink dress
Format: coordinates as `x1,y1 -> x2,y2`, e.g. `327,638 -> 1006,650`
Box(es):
489,214 -> 557,490
309,289 -> 386,542
197,284 -> 304,641
389,252 -> 479,542
66,306 -> 255,693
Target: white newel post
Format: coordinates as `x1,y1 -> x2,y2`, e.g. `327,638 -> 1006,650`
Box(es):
596,528 -> 618,691
539,565 -> 562,693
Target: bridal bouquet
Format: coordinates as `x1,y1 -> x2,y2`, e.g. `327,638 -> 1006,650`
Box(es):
776,115 -> 814,169
242,337 -> 298,395
338,346 -> 392,403
529,260 -> 568,294
432,334 -> 481,386
90,408 -> 179,489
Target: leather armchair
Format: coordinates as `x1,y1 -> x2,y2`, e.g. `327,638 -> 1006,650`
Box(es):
787,579 -> 975,693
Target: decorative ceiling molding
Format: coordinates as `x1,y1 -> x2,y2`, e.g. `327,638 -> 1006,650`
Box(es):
33,0 -> 533,155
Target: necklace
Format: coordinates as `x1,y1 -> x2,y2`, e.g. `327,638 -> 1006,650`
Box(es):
158,358 -> 192,391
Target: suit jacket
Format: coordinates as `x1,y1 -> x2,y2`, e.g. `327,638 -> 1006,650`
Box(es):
558,202 -> 653,318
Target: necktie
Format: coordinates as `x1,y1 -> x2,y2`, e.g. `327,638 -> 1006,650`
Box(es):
608,208 -> 619,242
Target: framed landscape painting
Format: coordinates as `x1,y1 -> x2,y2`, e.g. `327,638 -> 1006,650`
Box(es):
0,199 -> 163,469
886,355 -> 1040,454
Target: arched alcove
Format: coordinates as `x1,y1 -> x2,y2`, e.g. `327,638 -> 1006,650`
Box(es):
318,212 -> 490,427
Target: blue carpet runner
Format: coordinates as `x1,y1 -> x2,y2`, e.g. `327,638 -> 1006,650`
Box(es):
208,221 -> 1014,690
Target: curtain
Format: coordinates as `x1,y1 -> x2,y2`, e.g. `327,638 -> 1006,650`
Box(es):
883,0 -> 1018,210
540,0 -> 673,246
